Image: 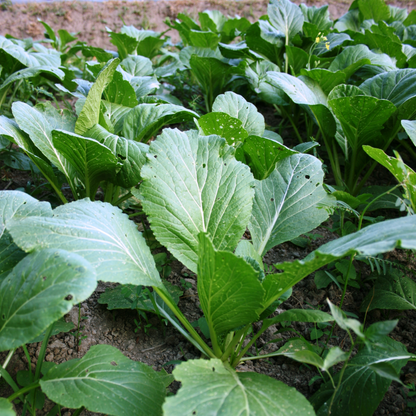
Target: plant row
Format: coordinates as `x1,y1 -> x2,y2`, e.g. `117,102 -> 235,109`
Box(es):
1,0 -> 416,415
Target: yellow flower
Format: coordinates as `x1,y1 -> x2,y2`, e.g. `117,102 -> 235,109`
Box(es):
315,36 -> 320,43
325,42 -> 330,50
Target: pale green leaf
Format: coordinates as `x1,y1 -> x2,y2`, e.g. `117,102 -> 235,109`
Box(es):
234,239 -> 264,270
328,94 -> 396,152
0,35 -> 61,70
52,129 -> 120,195
140,129 -> 255,272
322,347 -> 348,371
268,0 -> 304,41
249,153 -> 331,256
358,0 -> 390,23
40,344 -> 165,416
121,55 -> 153,76
359,69 -> 416,119
328,45 -> 395,75
0,116 -> 62,194
0,249 -> 96,352
163,358 -> 316,416
0,398 -> 15,416
197,112 -> 248,146
75,58 -> 120,135
363,145 -> 416,210
0,191 -> 52,282
242,136 -> 297,180
402,119 -> 416,146
212,91 -> 265,137
7,199 -> 162,288
86,124 -> 148,188
122,103 -> 198,143
262,215 -> 416,307
12,102 -> 77,188
0,66 -> 64,92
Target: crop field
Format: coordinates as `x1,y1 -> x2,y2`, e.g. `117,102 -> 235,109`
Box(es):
1,0 -> 416,415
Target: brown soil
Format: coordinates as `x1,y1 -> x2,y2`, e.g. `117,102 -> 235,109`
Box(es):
1,0 -> 416,48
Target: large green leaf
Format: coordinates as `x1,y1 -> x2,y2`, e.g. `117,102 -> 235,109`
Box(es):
87,124 -> 148,188
352,29 -> 406,68
0,116 -> 62,196
108,31 -> 139,61
0,190 -> 52,236
212,91 -> 265,137
0,249 -> 96,352
121,55 -> 153,77
262,215 -> 416,306
328,90 -> 397,153
99,100 -> 133,135
245,22 -> 284,65
199,10 -> 227,32
218,41 -> 262,60
267,71 -> 320,104
328,45 -> 395,76
136,36 -> 165,59
311,337 -> 410,416
40,344 -> 165,416
242,136 -> 297,180
0,191 -> 52,282
0,35 -> 61,71
361,269 -> 416,311
334,9 -> 362,32
75,58 -> 120,135
0,66 -> 65,93
36,102 -> 76,133
140,129 -> 255,273
220,16 -> 251,43
0,398 -> 15,416
300,4 -> 332,33
197,112 -> 248,146
12,102 -> 77,190
7,199 -> 162,288
249,153 -> 332,256
104,70 -> 138,108
122,103 -> 198,143
286,46 -> 309,76
268,0 -> 304,41
179,46 -> 223,67
189,55 -> 232,109
300,68 -> 346,96
52,129 -> 120,197
363,145 -> 416,211
189,30 -> 220,49
197,233 -> 264,336
313,33 -> 351,55
358,0 -> 390,23
266,72 -> 336,139
163,359 -> 316,416
402,119 -> 416,146
359,69 -> 416,119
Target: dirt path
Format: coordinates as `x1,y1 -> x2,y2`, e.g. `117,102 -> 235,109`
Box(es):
1,0 -> 414,48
